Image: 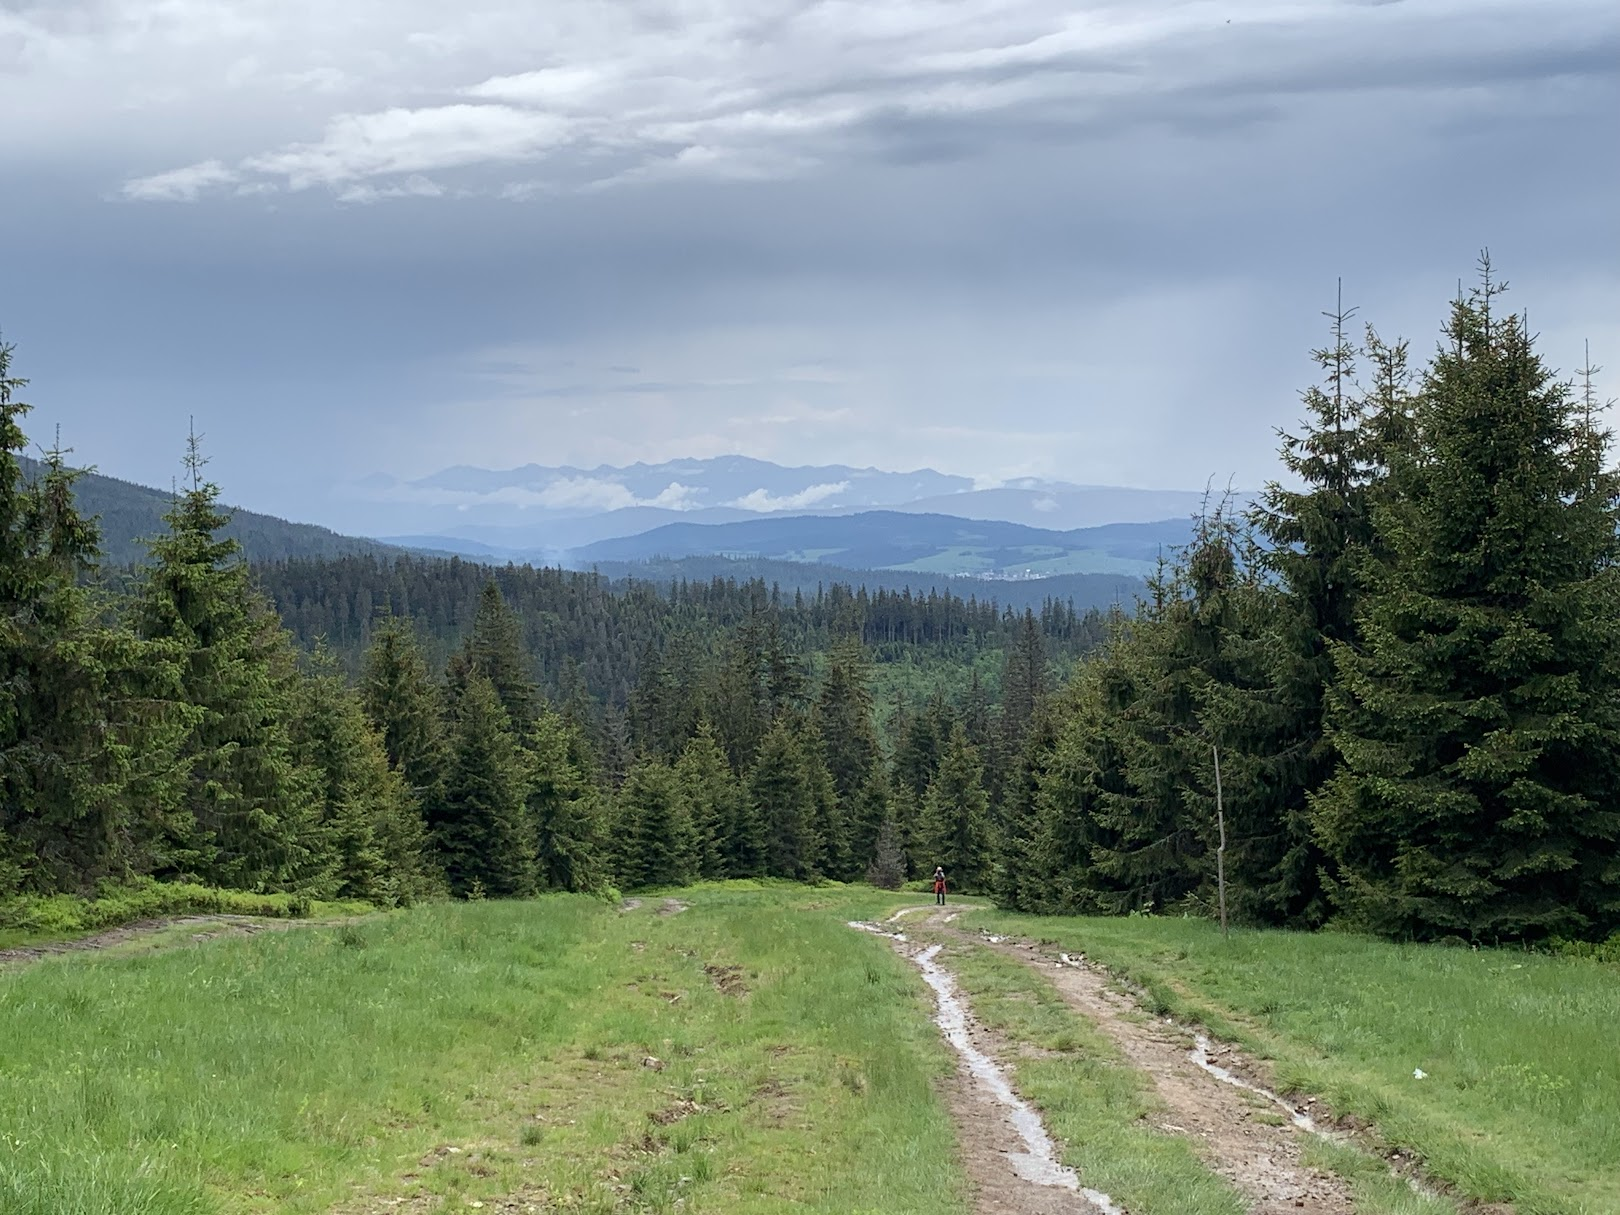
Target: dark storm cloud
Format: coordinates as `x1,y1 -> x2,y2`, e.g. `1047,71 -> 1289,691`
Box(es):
0,0 -> 1616,529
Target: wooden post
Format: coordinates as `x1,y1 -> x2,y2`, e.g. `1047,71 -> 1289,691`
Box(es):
1212,744 -> 1228,940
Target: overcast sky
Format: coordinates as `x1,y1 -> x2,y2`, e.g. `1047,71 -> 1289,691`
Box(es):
3,0 -> 1617,529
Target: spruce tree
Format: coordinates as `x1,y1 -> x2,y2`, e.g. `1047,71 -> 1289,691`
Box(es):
992,695 -> 1060,912
750,720 -> 819,879
676,724 -> 743,879
1318,265 -> 1620,940
919,722 -> 991,891
893,689 -> 951,800
0,345 -> 183,893
1083,513 -> 1273,917
814,640 -> 882,872
290,649 -> 434,902
1251,295 -> 1402,925
800,726 -> 845,880
617,760 -> 698,889
448,581 -> 537,735
360,618 -> 444,801
865,814 -> 906,890
434,673 -> 533,897
1030,649 -> 1135,914
528,704 -> 604,892
135,436 -> 319,891
1001,610 -> 1047,757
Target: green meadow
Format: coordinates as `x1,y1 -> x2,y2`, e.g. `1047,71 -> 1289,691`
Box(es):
0,886 -> 963,1215
971,908 -> 1620,1215
4,887 -> 1619,1215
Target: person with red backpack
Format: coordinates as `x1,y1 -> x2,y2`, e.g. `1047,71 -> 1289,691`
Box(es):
932,866 -> 947,906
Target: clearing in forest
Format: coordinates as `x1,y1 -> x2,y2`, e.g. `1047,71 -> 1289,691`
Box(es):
2,885 -> 1615,1215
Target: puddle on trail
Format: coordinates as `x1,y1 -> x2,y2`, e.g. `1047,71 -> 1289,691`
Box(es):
1190,1034 -> 1325,1134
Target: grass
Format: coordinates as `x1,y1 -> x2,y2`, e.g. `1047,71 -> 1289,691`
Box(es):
934,936 -> 1247,1215
0,882 -> 966,1215
965,907 -> 1620,1215
0,879 -> 370,952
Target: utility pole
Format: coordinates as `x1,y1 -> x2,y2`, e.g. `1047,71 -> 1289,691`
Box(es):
1212,744 -> 1228,940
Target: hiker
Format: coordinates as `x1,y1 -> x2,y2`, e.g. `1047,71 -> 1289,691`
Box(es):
933,866 -> 947,906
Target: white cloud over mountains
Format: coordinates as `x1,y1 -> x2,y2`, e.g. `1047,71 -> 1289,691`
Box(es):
4,0 -> 1616,530
84,0 -> 1614,203
729,481 -> 850,512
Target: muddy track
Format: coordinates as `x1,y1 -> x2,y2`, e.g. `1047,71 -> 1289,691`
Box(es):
0,913 -> 356,967
983,933 -> 1359,1214
854,910 -> 1119,1214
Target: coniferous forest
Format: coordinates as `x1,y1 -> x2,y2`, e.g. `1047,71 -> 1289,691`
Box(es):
4,262 -> 1617,945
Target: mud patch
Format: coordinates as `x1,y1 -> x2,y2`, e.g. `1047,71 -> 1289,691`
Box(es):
1007,940 -> 1358,1214
850,920 -> 1119,1214
0,914 -> 314,966
617,898 -> 644,913
703,962 -> 748,996
656,898 -> 689,917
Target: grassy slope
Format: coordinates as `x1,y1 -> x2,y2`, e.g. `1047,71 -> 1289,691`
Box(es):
968,909 -> 1620,1215
0,885 -> 965,1215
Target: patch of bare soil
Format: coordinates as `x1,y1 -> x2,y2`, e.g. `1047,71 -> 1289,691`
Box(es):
0,914 -> 289,966
657,897 -> 689,916
617,897 -> 644,913
993,936 -> 1357,1214
940,1033 -> 1112,1215
704,962 -> 748,995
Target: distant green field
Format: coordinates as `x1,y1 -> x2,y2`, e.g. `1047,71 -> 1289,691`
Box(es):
969,908 -> 1620,1215
883,544 -> 1155,578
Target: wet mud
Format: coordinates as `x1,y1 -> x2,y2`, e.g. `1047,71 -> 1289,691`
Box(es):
851,912 -> 1120,1214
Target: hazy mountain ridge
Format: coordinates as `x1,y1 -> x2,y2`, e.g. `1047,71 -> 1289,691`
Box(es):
357,455 -> 1217,550
567,510 -> 1190,577
21,458 -> 400,567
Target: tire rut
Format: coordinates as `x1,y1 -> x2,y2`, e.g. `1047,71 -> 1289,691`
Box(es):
987,934 -> 1362,1214
853,909 -> 1119,1214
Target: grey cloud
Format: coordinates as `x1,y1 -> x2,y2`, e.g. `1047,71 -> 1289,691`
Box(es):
1,0 -> 1616,530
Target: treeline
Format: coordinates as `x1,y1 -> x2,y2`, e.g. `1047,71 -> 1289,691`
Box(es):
8,260 -> 1614,946
0,350 -> 438,903
994,263 -> 1620,944
1,329 -> 1076,903
257,553 -> 1103,710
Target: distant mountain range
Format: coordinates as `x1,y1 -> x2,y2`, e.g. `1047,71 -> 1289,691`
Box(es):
568,511 -> 1189,578
40,453 -> 1213,612
356,455 -> 1217,552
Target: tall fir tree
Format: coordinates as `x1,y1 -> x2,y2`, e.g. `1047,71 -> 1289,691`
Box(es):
289,649 -> 435,902
1029,645 -> 1135,914
433,673 -> 534,897
676,723 -> 744,880
134,435 -> 320,891
750,720 -> 820,879
919,722 -> 991,892
448,581 -> 537,735
0,345 -> 185,893
1317,264 -> 1620,940
528,704 -> 604,892
1250,295 -> 1401,925
360,617 -> 445,802
813,640 -> 879,875
616,759 -> 698,889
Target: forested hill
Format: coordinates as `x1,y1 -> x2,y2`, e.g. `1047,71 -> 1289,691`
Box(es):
578,556 -> 1143,614
258,553 -> 1108,716
19,457 -> 398,565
